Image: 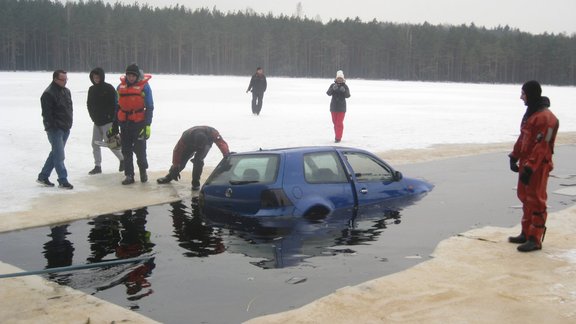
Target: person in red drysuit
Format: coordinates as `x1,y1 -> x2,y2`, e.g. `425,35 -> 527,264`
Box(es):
508,80 -> 559,252
156,126 -> 230,190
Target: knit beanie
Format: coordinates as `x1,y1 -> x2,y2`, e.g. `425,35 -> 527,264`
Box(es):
522,80 -> 542,105
336,70 -> 345,79
126,63 -> 140,77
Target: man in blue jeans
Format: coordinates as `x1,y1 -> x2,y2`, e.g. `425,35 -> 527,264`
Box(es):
37,70 -> 74,189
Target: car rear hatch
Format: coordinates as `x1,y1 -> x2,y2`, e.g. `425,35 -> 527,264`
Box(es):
200,153 -> 293,216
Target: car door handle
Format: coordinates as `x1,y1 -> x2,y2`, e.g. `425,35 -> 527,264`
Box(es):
359,188 -> 368,194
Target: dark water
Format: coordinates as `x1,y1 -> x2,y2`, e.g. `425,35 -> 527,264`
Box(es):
0,198 -> 422,323
1,148 -> 575,323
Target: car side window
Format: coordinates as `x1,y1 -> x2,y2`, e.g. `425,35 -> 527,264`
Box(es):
304,152 -> 347,183
343,152 -> 393,182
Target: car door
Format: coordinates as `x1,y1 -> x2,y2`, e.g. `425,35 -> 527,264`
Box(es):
340,151 -> 406,207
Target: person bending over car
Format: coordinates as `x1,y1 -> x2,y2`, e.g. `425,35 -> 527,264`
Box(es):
157,126 -> 230,190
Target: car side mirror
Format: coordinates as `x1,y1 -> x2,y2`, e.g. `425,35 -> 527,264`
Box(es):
393,171 -> 403,181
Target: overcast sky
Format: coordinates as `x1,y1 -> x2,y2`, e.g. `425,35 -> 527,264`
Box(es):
103,0 -> 576,35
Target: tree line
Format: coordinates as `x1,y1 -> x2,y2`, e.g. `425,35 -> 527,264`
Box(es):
1,0 -> 575,85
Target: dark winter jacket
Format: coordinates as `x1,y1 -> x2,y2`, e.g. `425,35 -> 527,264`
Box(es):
326,80 -> 351,112
41,81 -> 73,131
87,67 -> 118,126
247,73 -> 267,94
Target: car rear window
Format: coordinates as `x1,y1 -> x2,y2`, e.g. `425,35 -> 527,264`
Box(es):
303,152 -> 348,183
207,154 -> 279,185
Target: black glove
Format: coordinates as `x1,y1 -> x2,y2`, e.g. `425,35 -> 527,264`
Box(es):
509,156 -> 519,173
107,121 -> 119,138
520,167 -> 533,185
331,84 -> 339,91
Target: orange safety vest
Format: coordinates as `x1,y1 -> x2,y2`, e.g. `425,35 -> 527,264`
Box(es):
117,74 -> 152,123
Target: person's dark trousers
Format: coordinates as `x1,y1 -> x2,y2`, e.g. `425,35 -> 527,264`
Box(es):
191,145 -> 211,188
252,92 -> 264,115
120,122 -> 148,176
39,128 -> 70,182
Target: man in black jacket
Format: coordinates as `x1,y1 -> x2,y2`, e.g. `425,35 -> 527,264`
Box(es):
37,70 -> 74,189
246,67 -> 267,115
87,67 -> 124,175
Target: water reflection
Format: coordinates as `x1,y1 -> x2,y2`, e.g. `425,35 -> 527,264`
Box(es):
43,224 -> 74,285
85,208 -> 156,303
198,197 -> 404,269
170,201 -> 225,257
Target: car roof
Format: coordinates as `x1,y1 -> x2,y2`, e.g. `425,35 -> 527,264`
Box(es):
234,146 -> 363,155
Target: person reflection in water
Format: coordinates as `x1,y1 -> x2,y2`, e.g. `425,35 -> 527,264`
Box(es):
90,208 -> 156,301
116,208 -> 155,300
170,200 -> 225,257
43,224 -> 75,285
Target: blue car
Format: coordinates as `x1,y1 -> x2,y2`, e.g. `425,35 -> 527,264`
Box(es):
199,146 -> 432,218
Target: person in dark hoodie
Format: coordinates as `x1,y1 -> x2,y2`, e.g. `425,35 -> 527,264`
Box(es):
37,70 -> 74,189
156,126 -> 230,191
508,80 -> 559,252
87,67 -> 124,175
246,67 -> 267,115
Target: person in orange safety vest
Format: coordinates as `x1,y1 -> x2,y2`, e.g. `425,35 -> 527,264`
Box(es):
508,80 -> 559,252
112,63 -> 154,185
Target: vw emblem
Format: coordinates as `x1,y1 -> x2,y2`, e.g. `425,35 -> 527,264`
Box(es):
225,188 -> 233,198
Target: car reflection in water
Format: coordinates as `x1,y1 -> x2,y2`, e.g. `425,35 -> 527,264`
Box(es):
194,194 -> 421,269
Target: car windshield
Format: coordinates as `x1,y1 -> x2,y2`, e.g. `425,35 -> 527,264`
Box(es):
207,154 -> 279,185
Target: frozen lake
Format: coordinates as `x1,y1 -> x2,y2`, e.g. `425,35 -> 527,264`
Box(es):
1,71 -> 575,213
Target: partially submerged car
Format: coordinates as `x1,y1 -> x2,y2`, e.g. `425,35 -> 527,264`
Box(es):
199,146 -> 433,218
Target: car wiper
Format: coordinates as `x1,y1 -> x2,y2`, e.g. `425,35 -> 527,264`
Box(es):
229,180 -> 259,185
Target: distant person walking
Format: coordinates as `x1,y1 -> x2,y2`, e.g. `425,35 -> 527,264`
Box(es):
508,80 -> 559,252
115,63 -> 154,185
157,126 -> 230,191
246,67 -> 267,115
87,67 -> 124,175
326,70 -> 350,143
37,69 -> 74,189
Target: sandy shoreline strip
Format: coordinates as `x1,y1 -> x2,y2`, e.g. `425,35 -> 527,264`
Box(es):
0,132 -> 574,323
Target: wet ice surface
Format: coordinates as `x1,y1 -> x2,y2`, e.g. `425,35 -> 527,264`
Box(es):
1,148 -> 576,323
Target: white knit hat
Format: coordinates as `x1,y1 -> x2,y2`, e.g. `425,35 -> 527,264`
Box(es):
336,70 -> 345,79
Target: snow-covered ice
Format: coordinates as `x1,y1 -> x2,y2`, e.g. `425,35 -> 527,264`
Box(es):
1,71 -> 575,213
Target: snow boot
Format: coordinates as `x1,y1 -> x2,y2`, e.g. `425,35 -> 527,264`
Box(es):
37,178 -> 55,187
508,232 -> 527,244
58,180 -> 74,190
88,166 -> 102,175
140,169 -> 148,183
119,160 -> 125,172
122,175 -> 135,185
517,237 -> 541,252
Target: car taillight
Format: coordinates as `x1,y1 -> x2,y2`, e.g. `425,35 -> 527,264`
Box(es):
261,189 -> 293,208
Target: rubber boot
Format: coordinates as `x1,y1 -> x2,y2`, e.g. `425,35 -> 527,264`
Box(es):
508,232 -> 527,244
157,174 -> 173,184
517,237 -> 542,252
